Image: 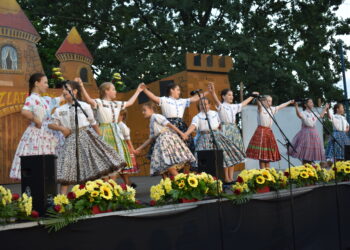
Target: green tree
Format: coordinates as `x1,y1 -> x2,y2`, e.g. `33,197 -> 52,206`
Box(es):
18,0 -> 350,102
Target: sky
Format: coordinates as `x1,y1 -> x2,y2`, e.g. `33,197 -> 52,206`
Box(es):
335,0 -> 350,94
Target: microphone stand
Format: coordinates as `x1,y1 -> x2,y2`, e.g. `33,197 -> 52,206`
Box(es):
306,107 -> 342,249
195,90 -> 224,250
254,96 -> 297,250
63,82 -> 89,184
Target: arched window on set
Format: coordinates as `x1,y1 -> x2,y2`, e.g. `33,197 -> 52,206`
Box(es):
80,67 -> 88,82
1,45 -> 18,70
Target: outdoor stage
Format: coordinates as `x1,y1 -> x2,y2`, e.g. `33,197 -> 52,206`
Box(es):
1,183 -> 350,250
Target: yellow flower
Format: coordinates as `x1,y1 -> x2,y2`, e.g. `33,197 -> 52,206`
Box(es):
344,167 -> 350,174
91,191 -> 99,197
53,194 -> 69,206
162,178 -> 172,193
86,181 -> 98,192
256,176 -> 265,185
178,182 -> 185,189
52,67 -> 61,72
188,177 -> 198,188
300,171 -> 309,179
100,185 -> 113,200
89,197 -> 95,202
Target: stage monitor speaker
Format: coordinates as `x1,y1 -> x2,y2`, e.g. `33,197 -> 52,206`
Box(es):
197,150 -> 224,180
20,155 -> 57,216
345,145 -> 350,161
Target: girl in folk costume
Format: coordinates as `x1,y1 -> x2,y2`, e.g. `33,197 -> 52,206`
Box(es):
288,99 -> 328,164
134,102 -> 196,177
184,97 -> 246,184
79,78 -> 144,184
246,95 -> 294,169
117,110 -> 139,186
208,82 -> 258,183
49,81 -> 126,194
142,83 -> 208,158
10,73 -> 64,180
325,103 -> 350,161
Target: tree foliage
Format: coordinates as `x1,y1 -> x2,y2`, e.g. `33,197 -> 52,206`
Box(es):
18,0 -> 350,102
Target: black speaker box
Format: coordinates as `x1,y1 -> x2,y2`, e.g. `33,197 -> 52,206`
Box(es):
345,145 -> 350,161
197,150 -> 224,180
20,155 -> 57,216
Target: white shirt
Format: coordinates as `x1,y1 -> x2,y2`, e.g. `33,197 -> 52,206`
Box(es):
149,114 -> 170,138
118,121 -> 131,140
329,113 -> 348,132
191,110 -> 221,131
217,102 -> 242,124
52,101 -> 97,129
300,110 -> 317,127
94,99 -> 124,124
258,107 -> 277,128
23,93 -> 60,122
159,96 -> 190,118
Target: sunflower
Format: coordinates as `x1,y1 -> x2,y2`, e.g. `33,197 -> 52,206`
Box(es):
300,171 -> 309,179
91,191 -> 99,198
100,186 -> 113,200
344,167 -> 350,174
188,177 -> 198,188
178,182 -> 185,189
256,176 -> 265,185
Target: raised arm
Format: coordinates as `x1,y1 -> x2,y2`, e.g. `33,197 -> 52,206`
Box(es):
320,103 -> 329,118
294,102 -> 303,119
276,100 -> 294,111
189,91 -> 209,103
76,77 -> 97,109
208,82 -> 221,107
124,83 -> 146,108
143,87 -> 161,104
241,92 -> 259,107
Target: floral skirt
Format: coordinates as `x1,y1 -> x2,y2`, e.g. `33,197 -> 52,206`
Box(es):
100,123 -> 136,174
246,126 -> 281,162
57,127 -> 126,184
151,130 -> 196,176
196,130 -> 246,168
325,131 -> 350,160
10,122 -> 60,180
147,118 -> 195,159
221,123 -> 245,152
288,126 -> 325,162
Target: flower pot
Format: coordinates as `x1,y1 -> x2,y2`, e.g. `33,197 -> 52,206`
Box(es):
92,205 -> 112,214
179,198 -> 198,203
257,186 -> 270,193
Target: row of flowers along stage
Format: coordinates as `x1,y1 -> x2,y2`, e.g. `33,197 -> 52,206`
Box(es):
1,162 -> 350,249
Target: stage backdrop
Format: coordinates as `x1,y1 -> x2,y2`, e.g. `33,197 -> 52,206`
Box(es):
242,105 -> 324,170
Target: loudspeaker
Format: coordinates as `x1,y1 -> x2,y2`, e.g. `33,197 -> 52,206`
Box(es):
197,150 -> 224,180
345,145 -> 350,160
20,155 -> 57,216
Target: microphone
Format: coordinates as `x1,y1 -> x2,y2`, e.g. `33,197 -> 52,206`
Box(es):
55,80 -> 69,89
190,89 -> 203,96
251,93 -> 262,98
